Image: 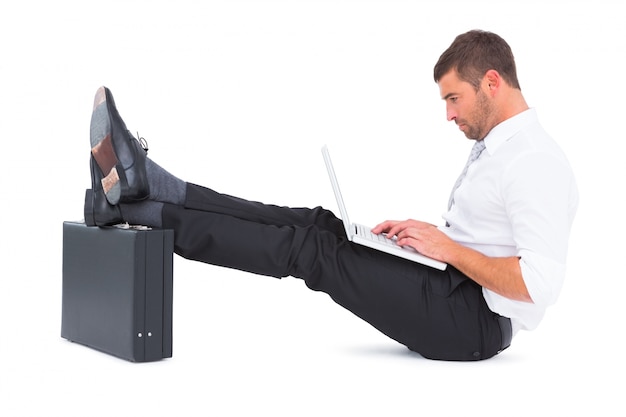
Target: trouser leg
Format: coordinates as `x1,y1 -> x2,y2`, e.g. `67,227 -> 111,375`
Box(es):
163,183 -> 505,360
184,182 -> 346,236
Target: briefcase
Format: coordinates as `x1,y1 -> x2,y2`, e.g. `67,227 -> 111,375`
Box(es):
61,221 -> 174,362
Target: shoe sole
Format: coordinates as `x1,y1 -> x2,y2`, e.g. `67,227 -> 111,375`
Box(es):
90,87 -> 122,204
84,189 -> 96,226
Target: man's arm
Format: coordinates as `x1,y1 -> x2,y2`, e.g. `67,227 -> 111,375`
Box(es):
372,219 -> 532,303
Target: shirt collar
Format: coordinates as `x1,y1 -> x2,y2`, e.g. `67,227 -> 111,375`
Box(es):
483,108 -> 538,155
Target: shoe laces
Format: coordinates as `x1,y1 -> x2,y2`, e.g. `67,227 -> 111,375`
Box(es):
136,131 -> 149,153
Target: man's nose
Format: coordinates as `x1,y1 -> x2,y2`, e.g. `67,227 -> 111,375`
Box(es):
446,106 -> 457,122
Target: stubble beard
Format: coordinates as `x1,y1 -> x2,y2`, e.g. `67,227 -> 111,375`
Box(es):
460,90 -> 494,140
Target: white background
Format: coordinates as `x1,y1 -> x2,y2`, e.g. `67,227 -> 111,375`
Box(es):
1,0 -> 623,415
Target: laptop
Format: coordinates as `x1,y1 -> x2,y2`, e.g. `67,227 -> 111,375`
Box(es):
321,145 -> 447,271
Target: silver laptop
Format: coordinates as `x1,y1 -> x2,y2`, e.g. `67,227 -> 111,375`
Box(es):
322,145 -> 447,271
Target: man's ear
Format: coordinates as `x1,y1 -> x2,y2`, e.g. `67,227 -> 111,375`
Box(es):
484,69 -> 501,96
484,70 -> 502,91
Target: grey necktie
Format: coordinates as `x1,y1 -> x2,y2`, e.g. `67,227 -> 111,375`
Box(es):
448,140 -> 486,209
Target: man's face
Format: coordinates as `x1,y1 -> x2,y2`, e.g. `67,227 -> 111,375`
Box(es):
438,70 -> 495,140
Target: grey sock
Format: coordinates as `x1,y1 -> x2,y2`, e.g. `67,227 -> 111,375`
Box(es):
146,158 -> 187,205
120,201 -> 165,228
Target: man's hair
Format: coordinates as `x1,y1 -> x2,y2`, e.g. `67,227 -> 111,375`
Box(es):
434,30 -> 521,90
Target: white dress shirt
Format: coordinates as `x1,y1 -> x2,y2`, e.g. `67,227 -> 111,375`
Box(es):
441,108 -> 579,335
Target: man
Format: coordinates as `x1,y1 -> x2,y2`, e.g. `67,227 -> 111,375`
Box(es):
84,30 -> 578,361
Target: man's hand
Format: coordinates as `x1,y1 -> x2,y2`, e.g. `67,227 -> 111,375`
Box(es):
371,219 -> 453,262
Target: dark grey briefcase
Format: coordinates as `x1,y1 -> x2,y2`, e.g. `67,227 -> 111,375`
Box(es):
61,221 -> 174,362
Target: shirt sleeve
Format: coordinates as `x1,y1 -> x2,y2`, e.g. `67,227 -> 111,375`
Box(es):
502,150 -> 577,307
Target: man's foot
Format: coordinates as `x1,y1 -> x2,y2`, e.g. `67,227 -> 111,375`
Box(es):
90,86 -> 150,205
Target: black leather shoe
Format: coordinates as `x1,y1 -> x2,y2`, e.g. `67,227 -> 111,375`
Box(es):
84,157 -> 123,227
90,86 -> 149,205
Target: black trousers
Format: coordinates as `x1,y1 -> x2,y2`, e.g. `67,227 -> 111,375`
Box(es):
162,183 -> 509,361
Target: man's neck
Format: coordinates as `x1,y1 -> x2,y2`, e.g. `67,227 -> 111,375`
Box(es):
500,89 -> 529,122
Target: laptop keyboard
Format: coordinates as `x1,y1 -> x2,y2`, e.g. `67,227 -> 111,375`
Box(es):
355,224 -> 399,247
